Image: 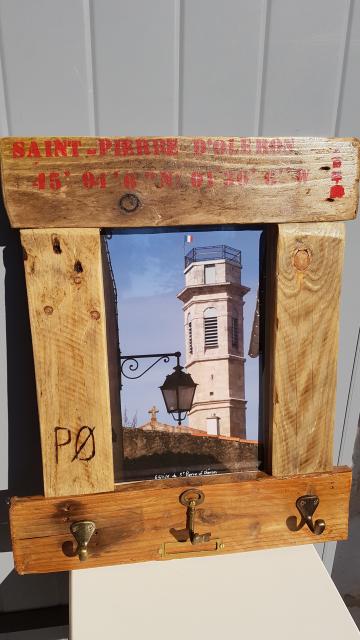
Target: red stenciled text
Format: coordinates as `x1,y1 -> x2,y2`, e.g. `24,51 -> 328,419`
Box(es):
12,137 -> 179,159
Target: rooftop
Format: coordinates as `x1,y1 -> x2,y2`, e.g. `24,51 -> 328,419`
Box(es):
184,245 -> 241,269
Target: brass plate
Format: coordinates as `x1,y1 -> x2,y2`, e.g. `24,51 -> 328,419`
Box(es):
159,538 -> 224,559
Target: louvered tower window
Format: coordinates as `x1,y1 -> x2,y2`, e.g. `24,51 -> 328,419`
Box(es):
204,307 -> 218,348
188,314 -> 193,354
232,317 -> 239,349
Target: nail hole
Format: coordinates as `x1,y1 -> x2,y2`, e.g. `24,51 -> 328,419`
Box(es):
44,306 -> 53,315
52,236 -> 62,254
326,197 -> 334,202
320,166 -> 330,171
74,260 -> 83,273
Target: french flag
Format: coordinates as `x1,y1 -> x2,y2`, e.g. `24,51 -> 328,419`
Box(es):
185,234 -> 193,243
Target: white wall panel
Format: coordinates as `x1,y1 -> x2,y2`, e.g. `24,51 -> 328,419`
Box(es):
261,0 -> 352,135
0,0 -> 94,135
181,0 -> 265,135
91,0 -> 179,135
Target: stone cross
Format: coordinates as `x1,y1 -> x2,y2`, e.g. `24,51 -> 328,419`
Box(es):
148,405 -> 159,425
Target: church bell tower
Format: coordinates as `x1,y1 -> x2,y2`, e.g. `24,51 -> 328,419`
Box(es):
177,246 -> 249,438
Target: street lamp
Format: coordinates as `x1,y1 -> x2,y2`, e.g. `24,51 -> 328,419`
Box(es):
119,351 -> 197,425
160,362 -> 197,426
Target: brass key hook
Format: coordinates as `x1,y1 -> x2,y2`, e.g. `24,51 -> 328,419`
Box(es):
70,520 -> 96,561
295,495 -> 325,535
179,489 -> 211,545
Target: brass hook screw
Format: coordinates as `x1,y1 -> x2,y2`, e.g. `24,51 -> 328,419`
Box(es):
70,520 -> 96,561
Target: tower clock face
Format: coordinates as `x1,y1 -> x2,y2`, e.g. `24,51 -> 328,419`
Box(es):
108,227 -> 262,481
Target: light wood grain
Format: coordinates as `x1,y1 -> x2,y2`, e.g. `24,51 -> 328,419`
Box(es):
1,137 -> 359,228
267,223 -> 345,476
10,467 -> 351,574
20,229 -> 115,497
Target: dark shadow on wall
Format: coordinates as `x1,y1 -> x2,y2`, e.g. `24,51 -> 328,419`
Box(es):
332,415 -> 360,630
0,203 -> 69,636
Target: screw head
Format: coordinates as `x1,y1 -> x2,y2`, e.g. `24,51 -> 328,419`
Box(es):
119,193 -> 140,214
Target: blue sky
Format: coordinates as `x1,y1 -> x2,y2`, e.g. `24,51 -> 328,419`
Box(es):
109,228 -> 261,440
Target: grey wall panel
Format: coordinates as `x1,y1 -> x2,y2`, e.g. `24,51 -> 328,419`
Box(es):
261,0 -> 352,135
0,0 -> 359,630
0,0 -> 94,135
333,218 -> 360,465
0,47 -> 9,135
0,0 -> 94,627
320,2 -> 360,591
181,0 -> 265,135
91,0 -> 179,135
337,0 -> 360,136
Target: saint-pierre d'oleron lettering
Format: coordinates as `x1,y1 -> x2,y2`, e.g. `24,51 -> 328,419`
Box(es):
10,138 -> 345,199
11,137 -> 345,199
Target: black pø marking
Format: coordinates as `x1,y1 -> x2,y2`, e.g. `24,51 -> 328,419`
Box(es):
54,426 -> 71,463
71,426 -> 96,462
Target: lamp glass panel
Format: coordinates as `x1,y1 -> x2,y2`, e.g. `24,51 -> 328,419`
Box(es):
178,385 -> 196,411
161,388 -> 178,412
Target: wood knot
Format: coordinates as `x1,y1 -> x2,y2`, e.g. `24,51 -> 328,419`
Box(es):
90,310 -> 100,320
293,248 -> 311,271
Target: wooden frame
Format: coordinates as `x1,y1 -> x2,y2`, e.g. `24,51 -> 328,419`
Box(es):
1,136 -> 359,574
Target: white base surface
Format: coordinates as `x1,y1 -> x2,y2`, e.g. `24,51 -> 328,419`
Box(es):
70,545 -> 359,640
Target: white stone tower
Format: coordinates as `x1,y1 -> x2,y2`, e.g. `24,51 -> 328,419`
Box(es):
177,246 -> 249,438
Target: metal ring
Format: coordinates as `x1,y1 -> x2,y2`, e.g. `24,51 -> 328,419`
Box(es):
179,489 -> 205,507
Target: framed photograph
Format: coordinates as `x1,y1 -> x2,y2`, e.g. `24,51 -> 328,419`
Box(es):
108,228 -> 262,480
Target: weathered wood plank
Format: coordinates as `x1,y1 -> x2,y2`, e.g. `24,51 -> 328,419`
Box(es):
20,229 -> 114,497
10,467 -> 351,574
1,137 -> 359,228
267,223 -> 345,476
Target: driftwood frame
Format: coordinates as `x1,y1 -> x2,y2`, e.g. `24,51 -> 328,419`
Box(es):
1,136 -> 359,574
